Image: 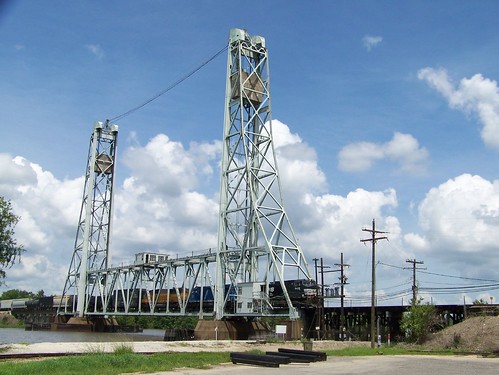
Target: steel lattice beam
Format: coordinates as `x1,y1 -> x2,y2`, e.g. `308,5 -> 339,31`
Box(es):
58,121 -> 118,317
215,29 -> 312,320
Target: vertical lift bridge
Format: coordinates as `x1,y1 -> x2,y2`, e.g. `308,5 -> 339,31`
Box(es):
58,29 -> 313,326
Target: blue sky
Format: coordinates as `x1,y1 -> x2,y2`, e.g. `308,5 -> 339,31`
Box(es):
1,1 -> 499,306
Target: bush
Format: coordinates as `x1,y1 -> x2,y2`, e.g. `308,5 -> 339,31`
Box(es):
400,300 -> 439,344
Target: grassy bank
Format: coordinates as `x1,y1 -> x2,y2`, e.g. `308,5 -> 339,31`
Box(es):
0,314 -> 22,328
0,345 -> 461,375
0,351 -> 230,375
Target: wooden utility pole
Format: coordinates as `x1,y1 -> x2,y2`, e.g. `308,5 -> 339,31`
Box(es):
361,219 -> 388,349
334,252 -> 349,340
313,258 -> 320,338
405,258 -> 425,305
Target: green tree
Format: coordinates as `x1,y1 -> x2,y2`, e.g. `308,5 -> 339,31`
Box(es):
472,297 -> 489,305
0,197 -> 24,284
400,299 -> 439,344
0,289 -> 34,300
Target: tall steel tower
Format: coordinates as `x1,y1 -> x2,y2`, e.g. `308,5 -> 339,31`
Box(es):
215,29 -> 312,320
59,121 -> 118,317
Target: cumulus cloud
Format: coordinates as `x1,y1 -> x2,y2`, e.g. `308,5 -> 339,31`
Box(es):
9,120 -> 495,302
418,67 -> 499,149
85,44 -> 104,59
0,119 -> 409,298
338,132 -> 429,174
111,133 -> 221,263
399,173 -> 499,284
362,35 -> 383,51
417,174 -> 499,253
272,120 -> 327,195
0,154 -> 83,293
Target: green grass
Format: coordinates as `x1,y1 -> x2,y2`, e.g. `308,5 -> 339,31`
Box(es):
0,345 -> 463,374
0,317 -> 23,328
0,351 -> 231,375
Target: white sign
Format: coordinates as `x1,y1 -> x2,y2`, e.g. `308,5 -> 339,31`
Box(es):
275,325 -> 287,334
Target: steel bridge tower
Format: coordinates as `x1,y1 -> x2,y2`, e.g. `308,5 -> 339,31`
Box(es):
58,121 -> 118,317
215,29 -> 312,320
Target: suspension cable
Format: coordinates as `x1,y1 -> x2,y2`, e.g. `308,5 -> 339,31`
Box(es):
108,45 -> 228,123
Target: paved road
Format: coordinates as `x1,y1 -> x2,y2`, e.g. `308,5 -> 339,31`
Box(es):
169,355 -> 498,375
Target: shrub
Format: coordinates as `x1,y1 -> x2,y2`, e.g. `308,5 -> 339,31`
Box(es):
400,299 -> 439,344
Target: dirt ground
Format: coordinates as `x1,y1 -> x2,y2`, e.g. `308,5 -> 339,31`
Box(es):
0,313 -> 20,326
0,338 -> 369,356
424,315 -> 499,353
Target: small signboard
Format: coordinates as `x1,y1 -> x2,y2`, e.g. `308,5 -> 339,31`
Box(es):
275,325 -> 287,341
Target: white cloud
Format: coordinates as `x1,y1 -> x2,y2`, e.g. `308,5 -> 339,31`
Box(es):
4,120 -> 496,303
273,120 -> 327,195
85,44 -> 104,60
0,154 -> 83,293
271,119 -> 302,148
338,132 -> 428,174
362,35 -> 383,51
111,133 -> 221,263
0,122 -> 407,297
418,67 -> 499,149
399,173 -> 499,284
416,174 -> 499,254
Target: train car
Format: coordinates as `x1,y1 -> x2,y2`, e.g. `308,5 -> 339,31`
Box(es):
186,286 -> 215,311
268,279 -> 318,308
0,299 -> 14,312
53,295 -> 73,312
10,299 -> 28,313
140,288 -> 189,312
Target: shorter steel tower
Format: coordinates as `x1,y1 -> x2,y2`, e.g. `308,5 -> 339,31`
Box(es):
59,121 -> 118,317
215,29 -> 312,320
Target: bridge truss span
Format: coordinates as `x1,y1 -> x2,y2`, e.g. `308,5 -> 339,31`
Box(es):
76,250 -> 218,317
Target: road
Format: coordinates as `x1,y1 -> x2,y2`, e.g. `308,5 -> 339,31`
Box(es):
170,355 -> 498,375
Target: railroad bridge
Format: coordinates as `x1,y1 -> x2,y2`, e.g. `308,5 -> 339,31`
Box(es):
54,28 -> 317,339
322,304 -> 469,341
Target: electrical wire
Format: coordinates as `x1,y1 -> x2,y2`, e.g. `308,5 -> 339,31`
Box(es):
377,261 -> 405,270
108,45 -> 228,123
419,283 -> 499,294
418,270 -> 499,283
379,261 -> 499,283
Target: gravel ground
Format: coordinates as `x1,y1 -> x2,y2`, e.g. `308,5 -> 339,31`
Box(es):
425,316 -> 499,353
0,339 -> 369,356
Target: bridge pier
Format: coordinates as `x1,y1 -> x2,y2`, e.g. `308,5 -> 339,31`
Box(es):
194,319 -> 305,340
51,315 -> 141,332
194,320 -> 273,340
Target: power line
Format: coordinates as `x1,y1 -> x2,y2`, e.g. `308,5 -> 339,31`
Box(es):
379,262 -> 499,283
419,270 -> 499,283
378,261 -> 405,270
108,45 -> 228,122
420,283 -> 499,292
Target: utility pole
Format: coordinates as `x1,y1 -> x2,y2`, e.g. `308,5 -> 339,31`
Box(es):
361,219 -> 388,349
313,258 -> 322,338
316,258 -> 331,339
334,252 -> 349,340
313,258 -> 319,288
405,258 -> 425,305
